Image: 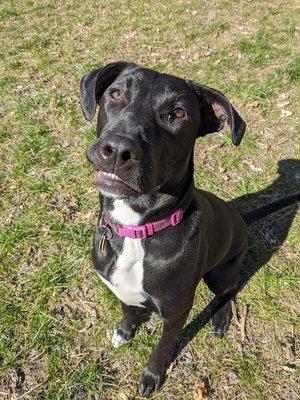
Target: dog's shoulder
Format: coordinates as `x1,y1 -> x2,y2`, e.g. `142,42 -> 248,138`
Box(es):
194,188 -> 245,228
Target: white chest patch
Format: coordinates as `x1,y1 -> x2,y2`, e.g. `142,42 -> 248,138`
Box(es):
99,199 -> 146,307
110,199 -> 141,225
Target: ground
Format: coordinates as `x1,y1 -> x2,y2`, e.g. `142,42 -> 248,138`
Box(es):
0,0 -> 299,399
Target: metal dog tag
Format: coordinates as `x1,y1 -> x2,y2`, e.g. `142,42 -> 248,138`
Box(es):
98,225 -> 113,254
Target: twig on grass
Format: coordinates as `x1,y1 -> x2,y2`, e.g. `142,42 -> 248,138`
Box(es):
231,302 -> 249,342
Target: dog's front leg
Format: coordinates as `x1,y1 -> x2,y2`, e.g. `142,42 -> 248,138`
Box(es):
139,307 -> 191,397
112,302 -> 151,348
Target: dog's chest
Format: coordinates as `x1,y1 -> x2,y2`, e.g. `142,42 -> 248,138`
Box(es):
100,238 -> 146,307
98,200 -> 146,307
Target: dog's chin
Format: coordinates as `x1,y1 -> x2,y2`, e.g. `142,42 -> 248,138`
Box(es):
95,171 -> 140,198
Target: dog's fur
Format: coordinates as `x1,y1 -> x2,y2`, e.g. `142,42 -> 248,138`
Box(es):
80,62 -> 299,397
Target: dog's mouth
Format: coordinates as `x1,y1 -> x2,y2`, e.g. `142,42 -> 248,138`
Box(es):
95,171 -> 139,197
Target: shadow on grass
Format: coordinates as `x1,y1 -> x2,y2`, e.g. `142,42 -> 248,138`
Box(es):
170,158 -> 300,362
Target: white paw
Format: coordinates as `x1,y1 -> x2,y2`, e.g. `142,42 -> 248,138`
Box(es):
111,329 -> 129,348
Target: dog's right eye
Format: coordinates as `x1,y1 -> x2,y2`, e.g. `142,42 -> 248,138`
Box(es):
109,89 -> 122,100
171,107 -> 186,119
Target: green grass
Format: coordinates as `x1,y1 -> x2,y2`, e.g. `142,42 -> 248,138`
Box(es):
0,0 -> 299,399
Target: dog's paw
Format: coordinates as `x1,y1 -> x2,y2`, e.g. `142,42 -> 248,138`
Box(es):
210,313 -> 231,338
111,324 -> 134,348
138,367 -> 162,397
210,302 -> 231,338
210,322 -> 229,338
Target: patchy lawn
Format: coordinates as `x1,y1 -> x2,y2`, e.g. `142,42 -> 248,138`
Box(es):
0,0 -> 299,399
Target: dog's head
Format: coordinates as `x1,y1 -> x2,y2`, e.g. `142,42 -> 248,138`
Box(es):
80,61 -> 246,198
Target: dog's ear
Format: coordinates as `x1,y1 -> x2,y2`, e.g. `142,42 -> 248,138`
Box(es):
187,81 -> 246,146
80,61 -> 137,121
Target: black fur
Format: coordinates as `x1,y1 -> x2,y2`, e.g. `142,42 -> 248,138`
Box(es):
80,62 -> 299,397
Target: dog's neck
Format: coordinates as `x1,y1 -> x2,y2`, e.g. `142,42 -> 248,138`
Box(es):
100,164 -> 194,226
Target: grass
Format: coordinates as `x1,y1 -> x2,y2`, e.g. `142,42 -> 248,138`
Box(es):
0,0 -> 299,399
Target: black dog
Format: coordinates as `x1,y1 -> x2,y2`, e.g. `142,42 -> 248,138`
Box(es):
80,62 -> 299,397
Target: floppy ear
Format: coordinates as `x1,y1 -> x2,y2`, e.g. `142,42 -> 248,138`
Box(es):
187,81 -> 246,146
80,61 -> 137,121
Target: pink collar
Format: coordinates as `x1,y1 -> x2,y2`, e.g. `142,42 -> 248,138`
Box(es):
103,208 -> 184,239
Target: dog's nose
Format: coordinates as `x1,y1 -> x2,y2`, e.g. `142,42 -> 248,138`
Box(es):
99,135 -> 141,167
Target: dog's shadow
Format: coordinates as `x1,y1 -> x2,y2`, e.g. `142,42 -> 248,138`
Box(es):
170,158 -> 299,361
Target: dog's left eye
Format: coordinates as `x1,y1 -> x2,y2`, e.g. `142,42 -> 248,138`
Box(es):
109,89 -> 122,100
171,107 -> 186,119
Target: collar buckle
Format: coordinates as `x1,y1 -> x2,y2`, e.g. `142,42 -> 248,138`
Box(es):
170,209 -> 184,226
129,223 -> 153,239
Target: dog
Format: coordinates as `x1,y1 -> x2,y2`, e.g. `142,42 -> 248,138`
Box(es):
80,61 -> 300,397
